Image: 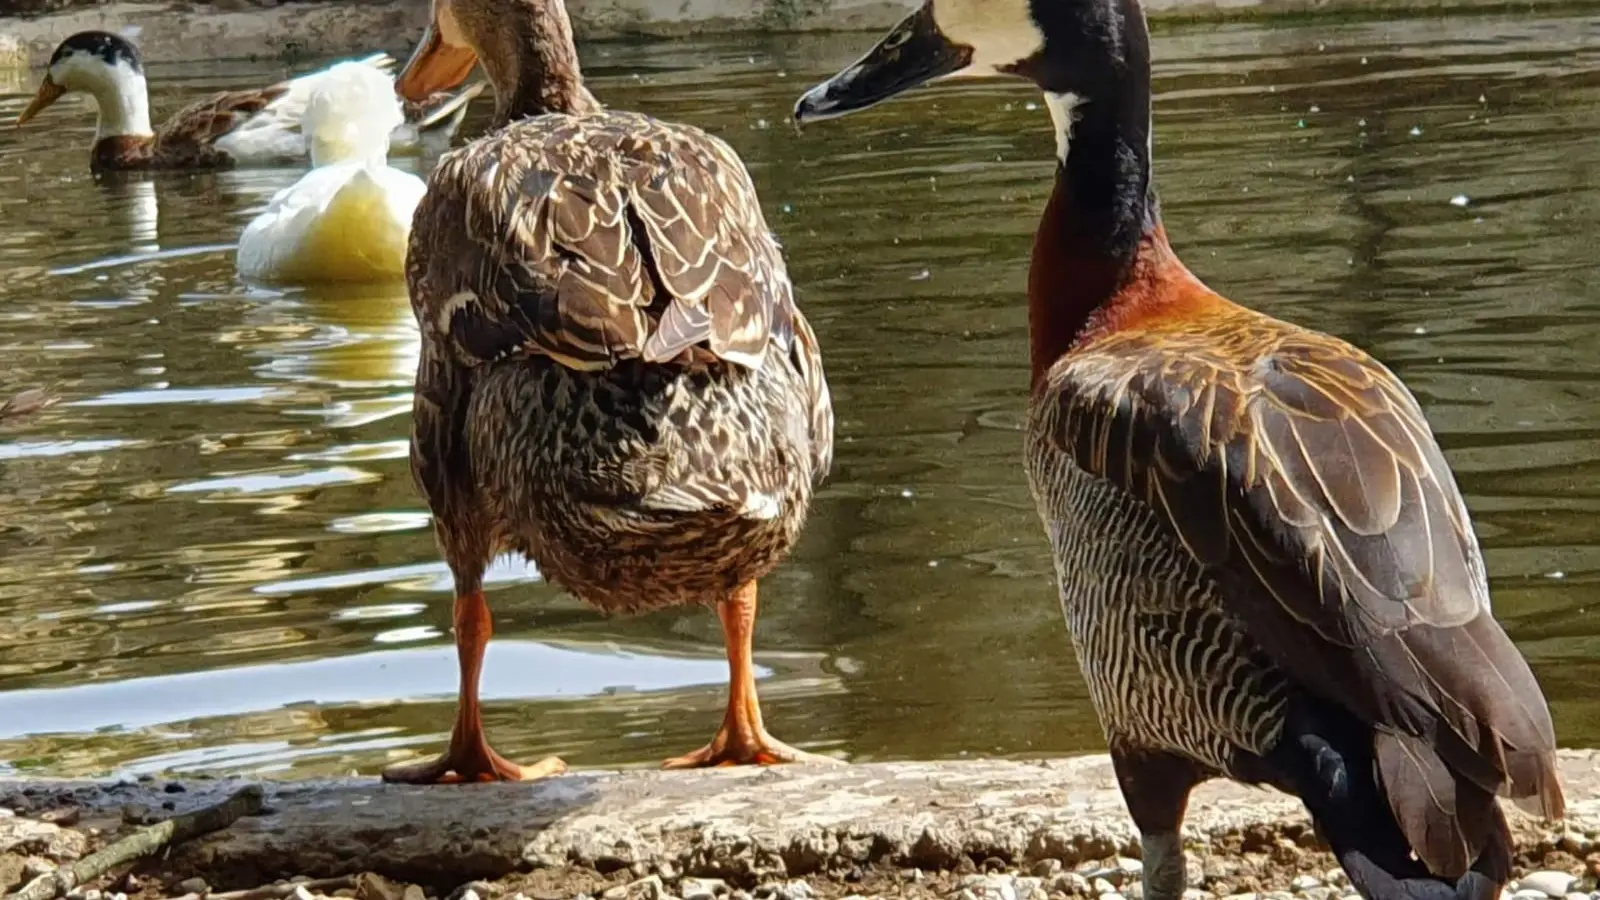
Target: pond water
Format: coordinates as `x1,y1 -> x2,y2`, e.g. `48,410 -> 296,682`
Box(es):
0,13 -> 1597,778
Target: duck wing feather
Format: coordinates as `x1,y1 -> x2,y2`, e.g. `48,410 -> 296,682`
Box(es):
1037,303 -> 1563,875
151,85 -> 290,165
407,110 -> 830,522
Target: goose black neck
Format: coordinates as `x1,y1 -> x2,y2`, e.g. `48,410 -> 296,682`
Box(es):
1034,0 -> 1160,268
1053,101 -> 1157,267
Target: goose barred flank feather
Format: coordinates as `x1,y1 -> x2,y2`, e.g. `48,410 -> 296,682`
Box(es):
1029,294 -> 1563,879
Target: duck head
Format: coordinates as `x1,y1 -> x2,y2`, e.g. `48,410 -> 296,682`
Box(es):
396,0 -> 597,122
793,0 -> 1151,163
16,30 -> 154,139
305,61 -> 406,167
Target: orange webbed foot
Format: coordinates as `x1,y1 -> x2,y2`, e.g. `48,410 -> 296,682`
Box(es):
382,746 -> 567,784
662,730 -> 840,769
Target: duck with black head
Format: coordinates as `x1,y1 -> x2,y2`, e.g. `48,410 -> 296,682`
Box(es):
15,30 -> 482,171
794,2 -> 1564,900
383,0 -> 835,784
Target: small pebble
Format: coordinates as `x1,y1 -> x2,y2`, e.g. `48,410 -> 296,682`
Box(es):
24,859 -> 54,879
680,878 -> 727,900
1515,891 -> 1550,900
1322,870 -> 1349,888
1522,874 -> 1579,897
1291,876 -> 1322,892
958,874 -> 1020,900
610,876 -> 666,900
1101,893 -> 1127,900
1560,832 -> 1592,854
1053,873 -> 1091,895
1032,860 -> 1064,878
177,877 -> 210,895
293,888 -> 316,900
765,881 -> 813,900
1116,858 -> 1144,876
1095,879 -> 1119,895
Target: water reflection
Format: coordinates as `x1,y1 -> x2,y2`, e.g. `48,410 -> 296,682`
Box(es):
0,15 -> 1595,777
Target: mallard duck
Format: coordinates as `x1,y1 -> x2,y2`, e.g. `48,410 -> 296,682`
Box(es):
380,0 -> 833,783
795,3 -> 1563,900
236,62 -> 427,285
14,30 -> 483,172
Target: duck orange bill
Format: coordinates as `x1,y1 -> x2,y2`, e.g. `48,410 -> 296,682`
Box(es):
396,22 -> 480,102
792,0 -> 972,124
16,75 -> 66,127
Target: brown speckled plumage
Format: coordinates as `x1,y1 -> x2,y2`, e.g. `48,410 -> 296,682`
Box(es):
407,111 -> 832,610
385,0 -> 833,782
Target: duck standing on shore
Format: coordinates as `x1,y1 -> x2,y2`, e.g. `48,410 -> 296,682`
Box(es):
236,62 -> 426,285
14,30 -> 481,171
382,0 -> 834,783
794,1 -> 1563,899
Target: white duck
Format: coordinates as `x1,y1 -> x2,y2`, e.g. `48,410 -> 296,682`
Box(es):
15,30 -> 482,172
235,62 -> 427,285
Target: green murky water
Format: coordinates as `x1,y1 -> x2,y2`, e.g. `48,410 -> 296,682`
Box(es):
0,13 -> 1596,777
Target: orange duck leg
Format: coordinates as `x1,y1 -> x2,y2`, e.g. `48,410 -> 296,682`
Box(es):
382,590 -> 567,784
663,581 -> 835,769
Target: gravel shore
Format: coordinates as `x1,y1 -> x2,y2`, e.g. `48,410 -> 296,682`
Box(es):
4,756 -> 1599,900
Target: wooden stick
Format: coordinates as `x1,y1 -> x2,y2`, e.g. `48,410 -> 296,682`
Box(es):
209,876 -> 359,900
7,785 -> 265,900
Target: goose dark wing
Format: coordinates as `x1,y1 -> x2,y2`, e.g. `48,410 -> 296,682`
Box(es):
1037,307 -> 1563,872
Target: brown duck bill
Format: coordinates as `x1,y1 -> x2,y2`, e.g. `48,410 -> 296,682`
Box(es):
792,0 -> 972,124
396,21 -> 481,102
15,75 -> 66,127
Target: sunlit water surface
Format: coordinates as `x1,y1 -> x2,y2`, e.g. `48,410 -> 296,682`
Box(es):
0,14 -> 1597,777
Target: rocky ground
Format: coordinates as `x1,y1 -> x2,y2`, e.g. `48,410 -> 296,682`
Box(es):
2,756 -> 1599,900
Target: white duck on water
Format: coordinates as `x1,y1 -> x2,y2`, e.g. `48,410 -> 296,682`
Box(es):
235,62 -> 426,285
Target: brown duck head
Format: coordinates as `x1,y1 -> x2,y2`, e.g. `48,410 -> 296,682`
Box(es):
396,0 -> 598,124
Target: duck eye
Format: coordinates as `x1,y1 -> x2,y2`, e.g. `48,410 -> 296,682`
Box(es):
880,24 -> 913,50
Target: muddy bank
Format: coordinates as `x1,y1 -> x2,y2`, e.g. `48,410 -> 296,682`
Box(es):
0,0 -> 1594,68
2,753 -> 1600,900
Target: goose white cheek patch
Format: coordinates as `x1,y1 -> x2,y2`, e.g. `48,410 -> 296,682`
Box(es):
1044,91 -> 1084,163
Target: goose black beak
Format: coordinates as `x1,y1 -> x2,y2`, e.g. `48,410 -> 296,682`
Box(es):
792,0 -> 972,124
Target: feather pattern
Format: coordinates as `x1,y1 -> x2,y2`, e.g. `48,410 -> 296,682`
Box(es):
407,108 -> 832,612
1029,287 -> 1564,876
